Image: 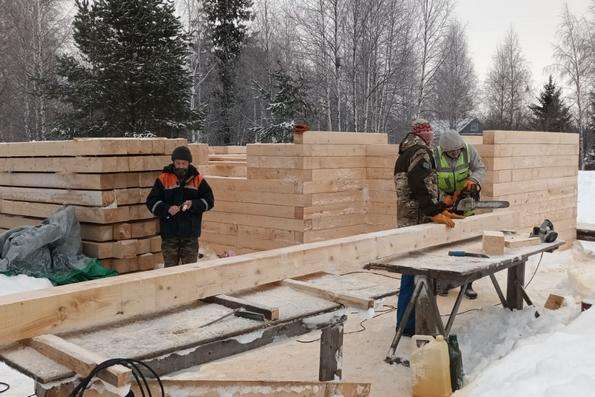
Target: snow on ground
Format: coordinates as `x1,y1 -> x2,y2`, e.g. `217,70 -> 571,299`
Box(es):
0,274 -> 52,297
455,305 -> 595,397
0,274 -> 51,396
578,170 -> 595,225
453,241 -> 595,396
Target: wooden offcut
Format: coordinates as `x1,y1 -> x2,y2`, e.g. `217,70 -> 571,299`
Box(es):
483,231 -> 506,255
28,334 -> 131,387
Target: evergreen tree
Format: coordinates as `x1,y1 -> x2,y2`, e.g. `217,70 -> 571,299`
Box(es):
51,0 -> 199,138
251,67 -> 312,143
528,76 -> 573,132
203,0 -> 252,144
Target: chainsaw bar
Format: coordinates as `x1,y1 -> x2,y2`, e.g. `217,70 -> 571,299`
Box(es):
455,197 -> 510,212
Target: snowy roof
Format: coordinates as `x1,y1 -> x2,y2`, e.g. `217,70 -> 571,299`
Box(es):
430,117 -> 477,137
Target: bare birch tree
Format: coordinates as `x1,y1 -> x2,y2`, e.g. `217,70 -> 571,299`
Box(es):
430,19 -> 477,127
484,28 -> 532,130
552,3 -> 593,166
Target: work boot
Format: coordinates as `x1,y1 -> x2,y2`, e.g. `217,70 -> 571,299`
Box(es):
464,283 -> 478,300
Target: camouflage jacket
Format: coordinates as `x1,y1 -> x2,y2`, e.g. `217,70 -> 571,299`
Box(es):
393,134 -> 442,227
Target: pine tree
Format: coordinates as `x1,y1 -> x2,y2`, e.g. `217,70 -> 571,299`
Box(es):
528,76 -> 573,132
251,67 -> 312,143
51,0 -> 199,138
203,0 -> 252,144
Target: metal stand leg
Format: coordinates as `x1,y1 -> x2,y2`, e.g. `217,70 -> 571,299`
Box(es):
386,279 -> 425,362
507,260 -> 526,310
489,274 -> 508,307
445,282 -> 468,335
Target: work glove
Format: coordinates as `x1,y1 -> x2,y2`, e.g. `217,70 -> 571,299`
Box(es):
294,123 -> 309,134
443,191 -> 461,208
431,212 -> 456,228
443,210 -> 465,219
464,179 -> 477,191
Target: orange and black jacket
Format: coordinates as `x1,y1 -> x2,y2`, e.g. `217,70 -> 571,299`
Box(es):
146,164 -> 214,239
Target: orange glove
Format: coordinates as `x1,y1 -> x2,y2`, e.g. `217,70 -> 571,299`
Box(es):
443,210 -> 465,219
443,195 -> 455,207
431,212 -> 456,228
464,179 -> 476,191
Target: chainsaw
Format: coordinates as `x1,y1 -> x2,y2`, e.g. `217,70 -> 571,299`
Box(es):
452,184 -> 510,213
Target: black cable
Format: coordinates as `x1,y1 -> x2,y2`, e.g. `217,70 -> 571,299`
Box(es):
0,382 -> 9,394
339,270 -> 402,280
296,305 -> 397,343
525,252 -> 544,289
69,358 -> 164,397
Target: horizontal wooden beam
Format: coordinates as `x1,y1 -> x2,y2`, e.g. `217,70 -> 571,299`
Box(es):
39,379 -> 371,397
28,334 -> 131,387
293,131 -> 387,145
282,279 -> 374,309
0,211 -> 514,345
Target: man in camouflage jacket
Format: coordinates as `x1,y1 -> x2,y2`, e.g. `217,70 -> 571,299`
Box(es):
393,119 -> 463,336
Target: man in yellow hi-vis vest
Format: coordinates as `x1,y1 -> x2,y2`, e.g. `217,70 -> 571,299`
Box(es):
434,129 -> 486,299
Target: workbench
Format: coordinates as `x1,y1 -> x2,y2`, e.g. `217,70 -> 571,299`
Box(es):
365,240 -> 564,362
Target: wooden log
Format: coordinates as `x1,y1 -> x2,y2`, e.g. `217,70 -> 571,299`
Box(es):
0,138 -> 186,157
484,155 -> 579,171
28,334 -> 131,387
0,211 -> 514,345
247,156 -> 366,170
0,156 -> 170,173
0,200 -> 151,224
282,279 -> 373,309
483,130 -> 579,145
247,143 -> 366,157
0,187 -> 116,206
39,379 -> 371,397
294,131 -> 387,145
477,143 -> 579,158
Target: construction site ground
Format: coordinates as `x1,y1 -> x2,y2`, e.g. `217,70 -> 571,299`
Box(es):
167,239 -> 595,397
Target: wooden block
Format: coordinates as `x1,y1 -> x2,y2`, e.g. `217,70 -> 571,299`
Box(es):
149,236 -> 162,252
138,253 -> 158,271
504,236 -> 540,248
130,219 -> 158,238
28,334 -> 131,387
544,294 -> 565,310
483,231 -> 505,255
282,279 -> 374,309
294,131 -> 387,145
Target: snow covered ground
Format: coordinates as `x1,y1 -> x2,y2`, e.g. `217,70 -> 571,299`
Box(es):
578,170 -> 595,225
0,275 -> 51,396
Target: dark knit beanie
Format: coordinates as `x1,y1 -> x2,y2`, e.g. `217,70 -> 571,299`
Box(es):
171,146 -> 192,163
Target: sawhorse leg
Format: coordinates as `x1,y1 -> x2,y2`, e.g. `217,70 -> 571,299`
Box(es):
505,260 -> 540,317
386,276 -> 466,364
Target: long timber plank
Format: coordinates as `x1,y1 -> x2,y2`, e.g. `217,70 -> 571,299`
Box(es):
0,138 -> 186,157
247,144 -> 366,157
294,131 -> 387,145
477,143 -> 579,158
483,130 -> 579,145
28,334 -> 131,387
0,171 -> 159,190
0,200 -> 152,224
0,156 -> 170,173
483,155 -> 578,170
0,210 -> 514,345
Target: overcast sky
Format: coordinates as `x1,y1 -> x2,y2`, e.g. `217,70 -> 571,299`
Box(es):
456,0 -> 591,90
